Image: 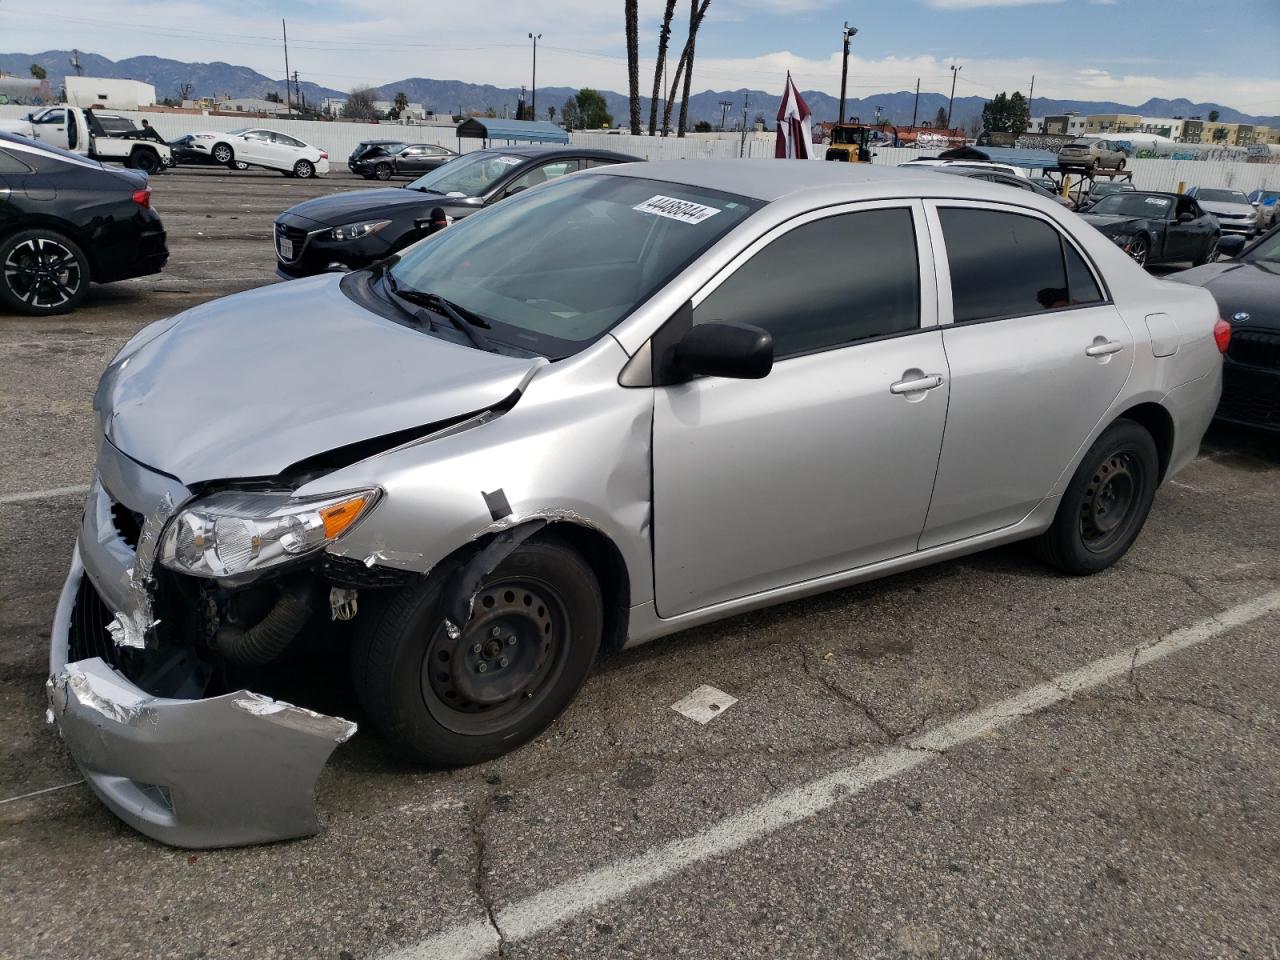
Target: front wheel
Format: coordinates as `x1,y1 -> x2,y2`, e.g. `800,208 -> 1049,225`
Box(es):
211,142 -> 234,166
1035,420 -> 1159,575
130,148 -> 161,175
374,162 -> 392,180
1126,233 -> 1150,267
293,159 -> 315,179
0,229 -> 90,316
351,538 -> 603,766
1116,158 -> 1126,170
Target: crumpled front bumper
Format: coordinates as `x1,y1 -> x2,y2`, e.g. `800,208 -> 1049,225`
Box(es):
47,457 -> 358,848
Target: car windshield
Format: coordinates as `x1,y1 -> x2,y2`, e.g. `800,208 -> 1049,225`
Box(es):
1065,140 -> 1092,148
387,174 -> 762,357
1196,189 -> 1250,205
1090,184 -> 1132,197
1256,192 -> 1280,202
406,152 -> 524,197
1243,230 -> 1280,262
1091,194 -> 1173,217
226,127 -> 250,135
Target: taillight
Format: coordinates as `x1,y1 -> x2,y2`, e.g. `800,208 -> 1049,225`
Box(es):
132,188 -> 151,209
319,151 -> 329,160
1213,317 -> 1231,354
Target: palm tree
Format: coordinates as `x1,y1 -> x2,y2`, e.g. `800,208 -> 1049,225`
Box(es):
677,0 -> 700,137
625,0 -> 641,134
649,0 -> 678,135
661,0 -> 711,137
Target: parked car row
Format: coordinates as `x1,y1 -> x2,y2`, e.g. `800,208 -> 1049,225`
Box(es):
347,139 -> 458,179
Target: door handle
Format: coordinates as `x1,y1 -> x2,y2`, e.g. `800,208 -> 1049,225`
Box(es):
1085,338 -> 1124,358
889,373 -> 945,395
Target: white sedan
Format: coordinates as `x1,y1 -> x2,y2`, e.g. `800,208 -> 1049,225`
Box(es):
185,127 -> 330,178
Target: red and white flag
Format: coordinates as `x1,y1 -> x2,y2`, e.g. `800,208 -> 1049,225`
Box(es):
775,72 -> 813,159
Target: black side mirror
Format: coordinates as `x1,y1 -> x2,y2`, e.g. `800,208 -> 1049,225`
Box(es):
1177,211 -> 1195,223
1216,235 -> 1247,259
671,321 -> 774,380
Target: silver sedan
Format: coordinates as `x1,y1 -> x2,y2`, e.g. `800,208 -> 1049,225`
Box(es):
50,160 -> 1225,848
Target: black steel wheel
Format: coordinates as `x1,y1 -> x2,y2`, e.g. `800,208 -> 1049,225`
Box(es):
0,229 -> 89,316
211,142 -> 234,165
130,148 -> 161,175
1035,419 -> 1159,575
352,537 -> 603,766
374,161 -> 392,180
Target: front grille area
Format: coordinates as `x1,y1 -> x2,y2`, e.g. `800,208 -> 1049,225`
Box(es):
1228,329 -> 1280,370
68,575 -> 128,670
277,222 -> 308,242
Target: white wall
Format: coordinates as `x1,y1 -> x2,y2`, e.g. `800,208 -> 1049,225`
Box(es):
2,102 -> 1276,193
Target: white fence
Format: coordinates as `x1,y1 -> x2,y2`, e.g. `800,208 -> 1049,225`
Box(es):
4,103 -> 1278,193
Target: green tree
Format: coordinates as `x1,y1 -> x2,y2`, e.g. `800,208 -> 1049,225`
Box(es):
29,63 -> 47,80
1208,109 -> 1220,122
388,91 -> 409,119
575,88 -> 612,129
344,86 -> 380,121
1212,126 -> 1228,142
694,119 -> 712,132
1007,91 -> 1030,135
547,104 -> 556,123
561,98 -> 580,130
264,90 -> 282,103
980,91 -> 1029,134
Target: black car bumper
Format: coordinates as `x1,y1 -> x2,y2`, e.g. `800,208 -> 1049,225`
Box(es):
1217,361 -> 1280,432
274,215 -> 398,279
94,217 -> 169,283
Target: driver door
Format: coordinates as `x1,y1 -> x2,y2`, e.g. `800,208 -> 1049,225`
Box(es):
236,130 -> 272,165
651,202 -> 950,617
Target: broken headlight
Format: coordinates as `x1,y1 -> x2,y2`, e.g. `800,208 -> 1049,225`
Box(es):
158,489 -> 379,579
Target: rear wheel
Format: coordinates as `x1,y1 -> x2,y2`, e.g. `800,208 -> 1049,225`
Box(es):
129,148 -> 161,175
211,142 -> 234,166
1117,158 -> 1126,170
352,538 -> 603,766
0,229 -> 90,316
1035,420 -> 1159,575
293,159 -> 315,179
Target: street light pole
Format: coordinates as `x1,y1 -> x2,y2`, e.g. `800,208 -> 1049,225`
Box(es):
946,63 -> 962,129
528,33 -> 541,120
838,22 -> 857,126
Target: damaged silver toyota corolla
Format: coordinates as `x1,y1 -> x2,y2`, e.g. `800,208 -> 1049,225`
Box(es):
51,160 -> 1224,848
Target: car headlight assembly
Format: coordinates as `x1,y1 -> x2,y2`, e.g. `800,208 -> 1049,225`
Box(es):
159,489 -> 379,579
330,219 -> 392,242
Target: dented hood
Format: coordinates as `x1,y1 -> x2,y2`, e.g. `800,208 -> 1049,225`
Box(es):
99,275 -> 541,484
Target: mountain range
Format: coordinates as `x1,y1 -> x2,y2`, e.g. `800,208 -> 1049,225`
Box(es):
5,50 -> 1277,130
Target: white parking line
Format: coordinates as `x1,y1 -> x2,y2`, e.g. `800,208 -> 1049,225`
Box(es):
0,484 -> 90,506
381,589 -> 1280,960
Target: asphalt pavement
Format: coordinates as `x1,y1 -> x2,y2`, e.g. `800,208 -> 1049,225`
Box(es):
1,167 -> 1278,960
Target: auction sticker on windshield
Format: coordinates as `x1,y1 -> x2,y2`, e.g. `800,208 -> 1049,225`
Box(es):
495,156 -> 522,165
634,195 -> 722,224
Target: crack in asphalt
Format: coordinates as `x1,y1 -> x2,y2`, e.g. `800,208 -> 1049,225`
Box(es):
799,645 -> 901,742
468,791 -> 506,957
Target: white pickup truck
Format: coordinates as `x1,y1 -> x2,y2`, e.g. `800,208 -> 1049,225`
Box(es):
0,106 -> 171,174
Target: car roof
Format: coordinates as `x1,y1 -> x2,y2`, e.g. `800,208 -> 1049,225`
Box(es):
596,158 -> 1021,204
471,145 -> 640,161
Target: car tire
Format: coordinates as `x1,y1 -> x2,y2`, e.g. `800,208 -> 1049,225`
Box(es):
293,159 -> 315,179
0,228 -> 91,317
129,148 -> 162,175
234,160 -> 249,171
374,162 -> 392,180
1126,233 -> 1151,267
211,142 -> 234,166
1194,238 -> 1216,267
1034,419 -> 1159,576
351,537 -> 603,766
1117,158 -> 1126,171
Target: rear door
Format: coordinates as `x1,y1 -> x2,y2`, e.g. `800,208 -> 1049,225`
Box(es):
652,202 -> 950,616
919,201 -> 1134,548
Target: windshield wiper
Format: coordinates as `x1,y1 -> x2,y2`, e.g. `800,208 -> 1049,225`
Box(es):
391,286 -> 495,352
412,186 -> 443,195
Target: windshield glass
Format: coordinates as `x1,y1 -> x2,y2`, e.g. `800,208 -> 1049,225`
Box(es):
388,174 -> 762,357
1244,230 -> 1280,262
1197,189 -> 1250,205
406,152 -> 522,196
1091,194 -> 1173,217
226,127 -> 250,135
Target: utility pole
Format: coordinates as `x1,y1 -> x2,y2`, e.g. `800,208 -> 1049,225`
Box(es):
70,49 -> 83,77
292,71 -> 303,114
946,63 -> 962,129
739,92 -> 750,157
282,19 -> 292,117
838,22 -> 857,126
718,99 -> 732,132
1028,74 -> 1035,104
911,78 -> 920,128
528,33 -> 541,120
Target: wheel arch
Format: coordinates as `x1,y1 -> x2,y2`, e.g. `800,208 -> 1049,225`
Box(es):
1115,401 -> 1175,483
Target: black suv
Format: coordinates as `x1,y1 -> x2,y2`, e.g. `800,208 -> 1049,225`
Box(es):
0,132 -> 168,315
276,146 -> 639,279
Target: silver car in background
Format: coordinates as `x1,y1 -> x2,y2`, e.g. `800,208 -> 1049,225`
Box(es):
1187,186 -> 1261,236
1057,137 -> 1129,172
50,161 -> 1225,848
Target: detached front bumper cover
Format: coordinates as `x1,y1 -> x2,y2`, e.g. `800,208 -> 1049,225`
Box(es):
49,549 -> 356,849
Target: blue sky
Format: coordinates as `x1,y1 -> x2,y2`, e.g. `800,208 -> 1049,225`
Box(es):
4,0 -> 1279,111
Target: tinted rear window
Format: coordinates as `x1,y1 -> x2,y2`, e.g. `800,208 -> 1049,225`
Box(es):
940,208 -> 1069,321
